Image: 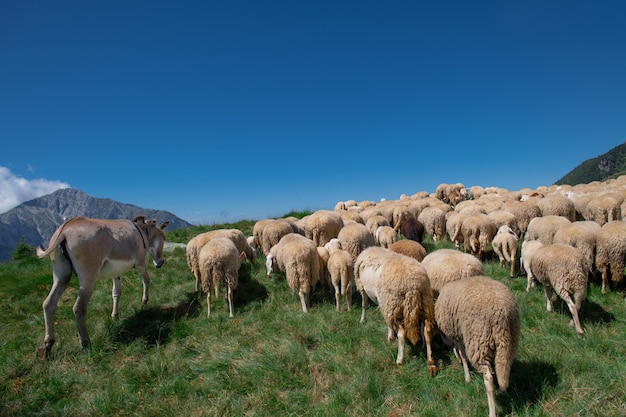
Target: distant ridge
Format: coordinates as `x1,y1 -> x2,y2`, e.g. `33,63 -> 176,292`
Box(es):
556,141 -> 626,185
0,188 -> 193,262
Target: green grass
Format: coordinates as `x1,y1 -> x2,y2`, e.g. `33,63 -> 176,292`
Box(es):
1,222 -> 625,417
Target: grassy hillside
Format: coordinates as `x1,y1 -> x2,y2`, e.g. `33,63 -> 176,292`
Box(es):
556,141 -> 626,185
0,219 -> 624,417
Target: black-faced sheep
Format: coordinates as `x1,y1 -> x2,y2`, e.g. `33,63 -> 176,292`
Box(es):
530,243 -> 589,337
354,246 -> 437,374
420,248 -> 484,299
266,233 -> 320,313
198,237 -> 245,318
435,276 -> 520,417
324,238 -> 355,311
388,239 -> 427,262
594,220 -> 626,293
491,225 -> 519,278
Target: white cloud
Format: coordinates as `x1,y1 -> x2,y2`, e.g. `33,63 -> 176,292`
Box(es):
0,166 -> 70,214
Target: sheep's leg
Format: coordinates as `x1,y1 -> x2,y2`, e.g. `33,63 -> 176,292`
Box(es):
333,283 -> 341,311
601,266 -> 609,294
423,320 -> 437,377
206,291 -> 211,318
346,284 -> 353,312
298,290 -> 308,313
360,290 -> 368,323
456,344 -> 472,383
227,283 -> 234,318
483,369 -> 498,417
388,326 -> 396,341
543,285 -> 553,312
563,294 -> 585,337
111,276 -> 122,319
396,326 -> 406,365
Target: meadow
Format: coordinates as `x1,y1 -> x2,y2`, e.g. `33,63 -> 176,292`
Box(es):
0,216 -> 624,417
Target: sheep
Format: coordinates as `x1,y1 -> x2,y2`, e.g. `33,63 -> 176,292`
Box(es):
525,215 -> 572,245
418,206 -> 447,242
552,220 -> 601,275
519,239 -> 544,292
260,219 -> 294,256
354,246 -> 437,373
187,228 -> 256,294
266,233 -> 320,313
300,209 -> 344,247
594,220 -> 626,293
460,213 -> 497,260
388,239 -> 427,262
434,276 -> 520,417
397,212 -> 425,243
252,218 -> 274,252
446,211 -> 465,250
317,245 -> 331,289
536,193 -> 576,221
501,200 -> 542,239
365,214 -> 391,238
487,210 -> 521,238
530,244 -> 589,337
198,237 -> 245,318
323,238 -> 355,311
420,248 -> 484,299
375,225 -> 398,248
337,221 -> 375,260
491,225 -> 519,278
584,193 -> 623,225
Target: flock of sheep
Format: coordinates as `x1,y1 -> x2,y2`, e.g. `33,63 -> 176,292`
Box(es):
186,177 -> 626,417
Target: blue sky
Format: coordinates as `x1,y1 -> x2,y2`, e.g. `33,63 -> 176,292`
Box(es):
1,1 -> 625,225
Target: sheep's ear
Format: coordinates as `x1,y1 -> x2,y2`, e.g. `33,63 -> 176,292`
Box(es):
239,251 -> 246,260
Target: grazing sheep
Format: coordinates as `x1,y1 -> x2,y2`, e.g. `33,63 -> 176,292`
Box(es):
398,213 -> 425,243
435,276 -> 520,417
530,244 -> 589,337
198,237 -> 245,318
187,228 -> 256,294
594,220 -> 626,293
584,193 -> 623,225
324,238 -> 355,311
365,214 -> 391,238
418,206 -> 447,242
492,225 -> 519,278
525,215 -> 572,245
317,246 -> 331,289
502,200 -> 542,239
461,213 -> 497,260
487,210 -> 521,238
421,249 -> 484,299
519,239 -> 544,292
266,233 -> 320,313
388,239 -> 427,262
337,221 -> 375,260
354,247 -> 437,373
375,225 -> 398,248
552,221 -> 601,275
252,218 -> 274,252
446,211 -> 465,250
536,193 -> 576,221
300,210 -> 344,247
261,219 -> 294,256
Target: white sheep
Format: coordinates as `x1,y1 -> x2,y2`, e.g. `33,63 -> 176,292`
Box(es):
594,220 -> 626,293
445,211 -> 465,250
552,220 -> 601,275
337,221 -> 375,260
420,248 -> 484,299
388,239 -> 427,262
530,243 -> 589,337
266,233 -> 320,313
435,275 -> 520,417
354,246 -> 437,374
365,214 -> 391,238
418,205 -> 447,242
198,237 -> 245,318
491,225 -> 519,278
375,225 -> 398,248
536,193 -> 576,221
525,215 -> 572,245
519,239 -> 544,292
323,238 -> 355,311
501,200 -> 542,239
460,213 -> 497,260
260,219 -> 295,256
300,209 -> 344,247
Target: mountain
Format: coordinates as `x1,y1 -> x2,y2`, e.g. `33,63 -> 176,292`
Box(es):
556,141 -> 626,185
0,188 -> 193,262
